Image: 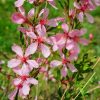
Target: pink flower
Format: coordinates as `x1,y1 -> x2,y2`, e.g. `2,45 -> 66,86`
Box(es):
21,25 -> 51,58
50,54 -> 77,77
38,8 -> 58,28
61,23 -> 89,51
74,0 -> 95,23
8,44 -> 39,71
11,7 -> 35,24
49,34 -> 65,52
8,67 -> 38,99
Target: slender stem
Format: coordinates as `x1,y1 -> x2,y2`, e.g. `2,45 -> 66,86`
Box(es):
45,1 -> 48,8
87,85 -> 100,93
61,87 -> 68,100
93,57 -> 100,69
74,72 -> 96,100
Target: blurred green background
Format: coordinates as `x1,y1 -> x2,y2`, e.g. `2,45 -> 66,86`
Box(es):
0,0 -> 100,100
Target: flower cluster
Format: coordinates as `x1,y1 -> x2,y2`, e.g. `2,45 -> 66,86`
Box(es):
8,0 -> 100,99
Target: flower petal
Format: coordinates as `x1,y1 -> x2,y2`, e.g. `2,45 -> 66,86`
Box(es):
28,8 -> 35,18
26,31 -> 37,39
36,25 -> 46,37
25,42 -> 38,57
27,60 -> 39,69
15,0 -> 24,7
79,38 -> 89,45
40,44 -> 51,58
66,39 -> 74,50
28,0 -> 35,4
12,44 -> 23,57
67,63 -> 77,72
27,78 -> 38,85
85,13 -> 94,23
74,2 -> 81,9
22,84 -> 30,96
47,19 -> 58,27
8,89 -> 18,100
79,28 -> 87,36
13,64 -> 30,75
13,78 -> 22,86
50,60 -> 62,67
61,66 -> 67,77
77,12 -> 84,22
62,23 -> 69,33
11,12 -> 25,24
18,6 -> 25,16
8,59 -> 21,68
39,8 -> 49,19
